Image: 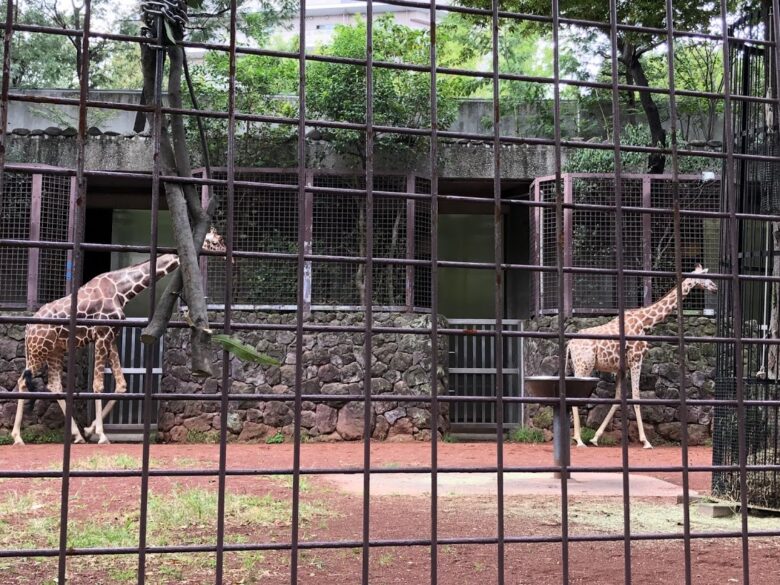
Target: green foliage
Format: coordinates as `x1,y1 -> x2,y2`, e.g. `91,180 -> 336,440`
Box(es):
533,406 -> 554,430
507,426 -> 546,444
265,431 -> 285,444
211,334 -> 281,365
563,124 -> 717,173
306,15 -> 469,165
578,427 -> 596,444
185,429 -> 221,444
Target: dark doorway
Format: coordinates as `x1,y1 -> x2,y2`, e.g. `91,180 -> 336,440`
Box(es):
83,208 -> 113,282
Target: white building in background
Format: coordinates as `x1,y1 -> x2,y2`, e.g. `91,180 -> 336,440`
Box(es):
282,0 -> 440,49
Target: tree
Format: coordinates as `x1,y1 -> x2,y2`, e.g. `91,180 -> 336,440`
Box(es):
453,0 -> 746,173
10,0 -> 140,89
137,0 -> 295,374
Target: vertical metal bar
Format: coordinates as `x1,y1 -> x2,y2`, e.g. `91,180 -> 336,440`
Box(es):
303,171 -> 314,316
606,1 -> 632,582
519,321 -> 525,425
406,175 -> 415,312
721,1 -> 751,581
551,0 -> 570,581
663,6 -> 693,584
642,176 -> 652,306
490,1 -> 505,582
562,174 -> 573,317
58,1 -> 92,581
291,0 -> 308,579
429,0 -> 440,581
215,1 -> 239,581
66,176 -> 78,296
28,174 -> 42,310
0,0 -> 14,206
532,179 -> 541,315
137,11 -> 166,584
362,1 -> 375,582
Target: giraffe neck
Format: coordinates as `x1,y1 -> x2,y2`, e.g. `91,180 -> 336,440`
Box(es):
108,254 -> 180,306
636,279 -> 696,329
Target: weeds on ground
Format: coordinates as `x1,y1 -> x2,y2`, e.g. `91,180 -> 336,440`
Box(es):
266,432 -> 285,444
507,426 -> 546,444
185,429 -> 221,443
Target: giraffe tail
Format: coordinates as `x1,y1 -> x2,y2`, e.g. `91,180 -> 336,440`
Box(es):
22,369 -> 35,412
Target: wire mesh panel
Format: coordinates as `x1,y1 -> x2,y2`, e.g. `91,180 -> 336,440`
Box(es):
38,174 -> 73,304
535,173 -> 721,314
0,172 -> 32,307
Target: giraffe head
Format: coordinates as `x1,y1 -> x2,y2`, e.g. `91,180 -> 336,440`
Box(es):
685,264 -> 718,294
203,227 -> 227,253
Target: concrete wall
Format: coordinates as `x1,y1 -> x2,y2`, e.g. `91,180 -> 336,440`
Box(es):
158,311 -> 449,443
523,315 -> 717,445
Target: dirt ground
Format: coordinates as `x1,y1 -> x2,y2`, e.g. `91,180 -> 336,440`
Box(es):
0,442 -> 778,585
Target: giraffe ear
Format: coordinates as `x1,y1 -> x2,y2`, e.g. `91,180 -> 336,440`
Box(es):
694,263 -> 703,272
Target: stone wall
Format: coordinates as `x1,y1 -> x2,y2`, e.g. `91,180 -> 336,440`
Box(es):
0,314 -> 90,441
523,315 -> 717,445
158,311 -> 449,443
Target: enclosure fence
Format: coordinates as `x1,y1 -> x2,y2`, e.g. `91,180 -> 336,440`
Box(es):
2,0 -> 780,585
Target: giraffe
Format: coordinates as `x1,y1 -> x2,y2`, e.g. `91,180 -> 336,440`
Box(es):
11,228 -> 227,446
566,264 -> 718,449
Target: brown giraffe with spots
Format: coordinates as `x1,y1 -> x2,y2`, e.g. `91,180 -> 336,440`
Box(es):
566,264 -> 718,449
11,228 -> 227,446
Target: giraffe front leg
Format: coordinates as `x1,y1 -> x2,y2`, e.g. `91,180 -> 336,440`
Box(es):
46,353 -> 87,444
11,372 -> 28,445
631,361 -> 652,449
591,377 -> 622,446
87,338 -> 111,445
572,406 -> 586,447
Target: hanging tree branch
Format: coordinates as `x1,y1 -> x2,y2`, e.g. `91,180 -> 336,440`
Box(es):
138,1 -> 216,377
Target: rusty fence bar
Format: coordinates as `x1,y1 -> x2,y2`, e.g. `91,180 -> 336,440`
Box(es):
0,0 -> 779,584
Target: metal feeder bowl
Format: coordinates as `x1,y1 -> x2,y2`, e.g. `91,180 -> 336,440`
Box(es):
524,376 -> 600,479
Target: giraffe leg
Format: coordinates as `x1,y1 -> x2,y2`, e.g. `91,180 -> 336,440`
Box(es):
591,376 -> 622,446
47,351 -> 86,444
11,371 -> 29,446
85,340 -> 126,435
87,337 -> 111,445
631,359 -> 652,449
572,406 -> 586,447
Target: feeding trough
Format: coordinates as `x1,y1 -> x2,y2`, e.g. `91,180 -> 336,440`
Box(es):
524,376 -> 600,479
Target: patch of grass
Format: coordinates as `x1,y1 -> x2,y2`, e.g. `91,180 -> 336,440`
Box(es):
378,552 -> 394,567
0,434 -> 12,446
147,487 -> 335,544
185,429 -> 221,444
266,474 -> 311,492
442,433 -> 458,443
70,453 -> 142,470
107,566 -> 136,583
578,427 -> 596,444
67,517 -> 137,548
21,428 -> 64,444
382,461 -> 401,469
240,551 -> 267,571
599,434 -> 618,446
266,431 -> 285,444
507,426 -> 546,444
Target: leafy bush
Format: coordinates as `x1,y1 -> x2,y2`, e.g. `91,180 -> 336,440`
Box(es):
266,432 -> 285,445
508,426 -> 546,444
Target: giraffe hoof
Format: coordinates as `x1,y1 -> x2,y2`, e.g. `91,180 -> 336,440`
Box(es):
98,435 -> 111,445
589,438 -> 599,447
575,440 -> 587,448
73,434 -> 86,444
12,438 -> 24,446
643,442 -> 653,449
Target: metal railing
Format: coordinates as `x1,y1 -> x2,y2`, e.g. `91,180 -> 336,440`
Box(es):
1,1 -> 780,585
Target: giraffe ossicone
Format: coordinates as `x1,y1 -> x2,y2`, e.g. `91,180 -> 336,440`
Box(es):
11,229 -> 228,446
565,264 -> 718,450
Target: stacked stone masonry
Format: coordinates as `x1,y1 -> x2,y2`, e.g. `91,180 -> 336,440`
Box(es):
523,315 -> 717,445
158,311 -> 449,443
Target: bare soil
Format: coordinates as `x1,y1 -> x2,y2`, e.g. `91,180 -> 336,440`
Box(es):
0,442 -> 777,585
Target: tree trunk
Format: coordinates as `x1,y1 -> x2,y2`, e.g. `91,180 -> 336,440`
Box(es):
624,47 -> 667,174
138,41 -> 214,377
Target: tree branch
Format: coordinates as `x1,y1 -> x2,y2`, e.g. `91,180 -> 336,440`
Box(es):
138,41 -> 214,377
